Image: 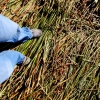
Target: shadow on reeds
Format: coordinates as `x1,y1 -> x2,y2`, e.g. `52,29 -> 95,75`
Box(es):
0,42 -> 21,52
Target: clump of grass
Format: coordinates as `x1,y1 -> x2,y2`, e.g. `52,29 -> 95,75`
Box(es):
0,0 -> 100,100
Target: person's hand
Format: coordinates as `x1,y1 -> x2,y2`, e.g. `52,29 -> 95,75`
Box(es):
23,56 -> 31,66
31,29 -> 42,37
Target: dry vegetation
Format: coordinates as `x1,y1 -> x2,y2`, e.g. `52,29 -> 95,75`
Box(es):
0,0 -> 100,100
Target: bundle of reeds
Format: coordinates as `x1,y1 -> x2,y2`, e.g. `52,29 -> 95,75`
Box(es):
0,0 -> 100,99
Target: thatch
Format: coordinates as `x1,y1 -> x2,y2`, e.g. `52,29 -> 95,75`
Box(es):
0,0 -> 100,100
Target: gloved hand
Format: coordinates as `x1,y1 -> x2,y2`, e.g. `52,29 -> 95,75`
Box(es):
31,29 -> 42,37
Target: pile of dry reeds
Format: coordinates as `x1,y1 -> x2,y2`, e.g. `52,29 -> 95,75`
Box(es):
0,0 -> 100,100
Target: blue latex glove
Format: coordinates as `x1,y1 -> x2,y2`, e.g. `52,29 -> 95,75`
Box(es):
0,14 -> 33,43
0,50 -> 25,84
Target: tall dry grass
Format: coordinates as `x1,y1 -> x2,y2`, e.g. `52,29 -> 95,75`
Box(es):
0,0 -> 100,100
